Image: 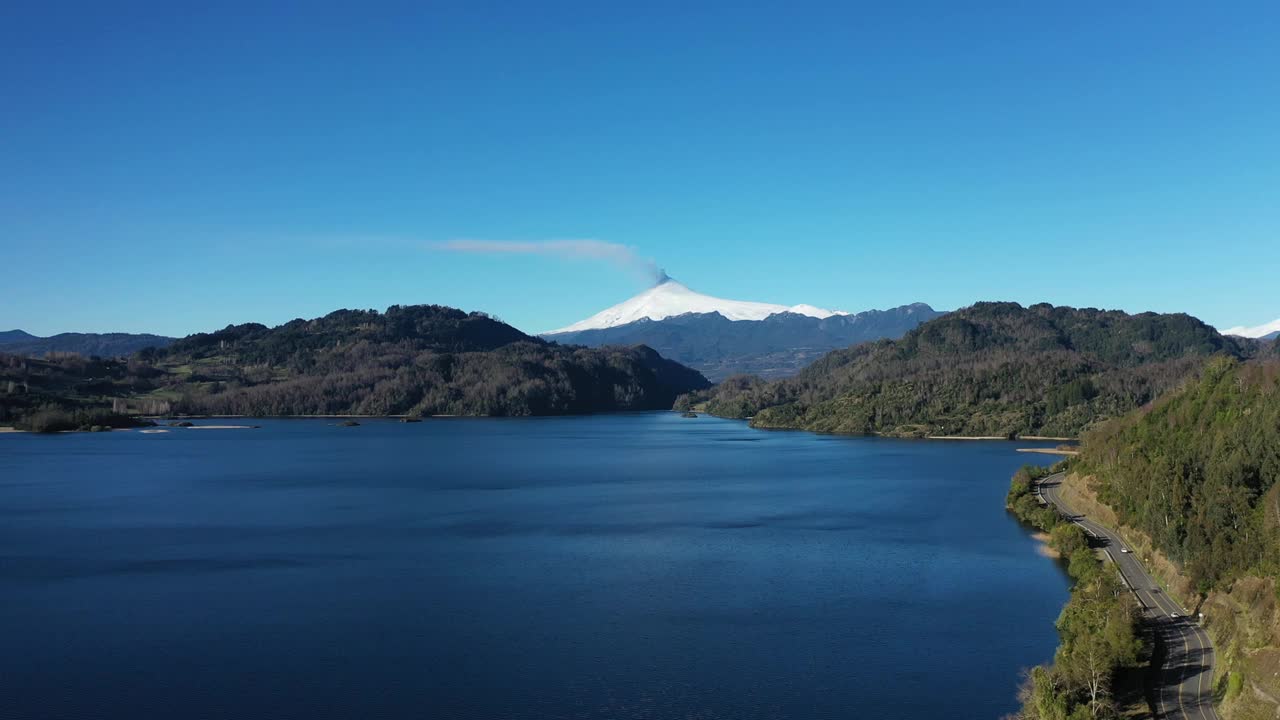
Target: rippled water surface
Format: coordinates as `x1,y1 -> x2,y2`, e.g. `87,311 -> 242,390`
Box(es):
1,414 -> 1068,719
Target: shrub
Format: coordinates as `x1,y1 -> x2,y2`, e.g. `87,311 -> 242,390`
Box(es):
16,405 -> 147,433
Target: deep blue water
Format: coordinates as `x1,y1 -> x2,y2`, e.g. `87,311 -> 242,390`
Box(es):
0,413 -> 1068,719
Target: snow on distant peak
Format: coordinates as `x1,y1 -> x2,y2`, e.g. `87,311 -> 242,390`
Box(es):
1221,317 -> 1280,339
787,304 -> 849,318
546,278 -> 844,334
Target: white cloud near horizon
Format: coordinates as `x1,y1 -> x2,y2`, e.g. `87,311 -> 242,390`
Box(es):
1220,317 -> 1280,338
432,239 -> 667,284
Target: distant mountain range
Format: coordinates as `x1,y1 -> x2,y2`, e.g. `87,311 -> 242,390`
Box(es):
0,330 -> 174,358
542,278 -> 942,380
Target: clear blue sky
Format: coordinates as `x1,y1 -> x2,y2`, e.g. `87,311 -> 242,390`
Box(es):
3,2 -> 1278,337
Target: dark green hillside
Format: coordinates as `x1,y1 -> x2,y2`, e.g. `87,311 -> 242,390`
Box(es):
682,302 -> 1251,438
1078,357 -> 1280,590
169,339 -> 706,417
156,305 -> 528,364
1,305 -> 709,429
1074,358 -> 1280,718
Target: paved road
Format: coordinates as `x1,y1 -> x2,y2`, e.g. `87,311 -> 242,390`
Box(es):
1037,473 -> 1218,720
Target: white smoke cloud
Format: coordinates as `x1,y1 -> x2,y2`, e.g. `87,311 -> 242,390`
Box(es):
433,239 -> 667,285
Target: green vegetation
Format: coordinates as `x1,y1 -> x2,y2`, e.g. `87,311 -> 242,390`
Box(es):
1005,464 -> 1146,720
0,305 -> 710,426
1015,557 -> 1144,720
0,353 -> 170,430
14,405 -> 152,433
1078,357 -> 1280,593
1225,671 -> 1244,701
1007,464 -> 1064,530
1076,357 -> 1280,718
682,302 -> 1254,438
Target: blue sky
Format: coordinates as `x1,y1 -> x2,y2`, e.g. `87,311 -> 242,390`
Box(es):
3,2 -> 1278,337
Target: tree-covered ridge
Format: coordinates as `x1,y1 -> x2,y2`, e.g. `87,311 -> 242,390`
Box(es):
155,305 -> 530,363
1078,357 -> 1280,592
681,302 -> 1253,438
1,305 -> 710,428
168,341 -> 708,417
897,302 -> 1241,366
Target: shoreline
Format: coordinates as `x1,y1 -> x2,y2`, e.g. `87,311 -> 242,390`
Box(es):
1031,471 -> 1222,718
928,434 -> 1078,441
926,435 -> 1007,440
1016,447 -> 1080,456
3,411 -> 668,435
1008,468 -> 1154,717
1029,531 -> 1061,558
144,414 -> 416,419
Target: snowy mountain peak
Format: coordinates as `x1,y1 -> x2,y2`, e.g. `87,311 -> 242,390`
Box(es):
545,278 -> 845,334
1221,318 -> 1280,339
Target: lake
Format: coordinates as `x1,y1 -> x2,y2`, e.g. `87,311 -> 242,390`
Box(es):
0,413 -> 1068,719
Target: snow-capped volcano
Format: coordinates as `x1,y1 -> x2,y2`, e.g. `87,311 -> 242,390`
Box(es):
1221,318 -> 1280,340
546,277 -> 846,334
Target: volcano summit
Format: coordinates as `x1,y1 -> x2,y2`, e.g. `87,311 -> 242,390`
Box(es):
544,278 -> 941,380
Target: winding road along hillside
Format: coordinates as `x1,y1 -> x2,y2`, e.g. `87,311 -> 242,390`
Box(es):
1037,473 -> 1218,720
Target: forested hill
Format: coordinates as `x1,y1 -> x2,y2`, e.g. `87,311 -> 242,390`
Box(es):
154,305 -> 529,362
1078,358 -> 1280,590
1,305 -> 710,428
681,302 -> 1254,438
1075,358 -> 1280,718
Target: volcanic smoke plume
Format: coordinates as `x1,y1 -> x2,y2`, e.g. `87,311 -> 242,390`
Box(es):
434,239 -> 667,286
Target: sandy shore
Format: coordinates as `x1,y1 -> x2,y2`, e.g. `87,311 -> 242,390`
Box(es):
1030,532 -> 1061,558
0,427 -> 24,433
1017,448 -> 1080,456
928,434 -> 1079,442
184,425 -> 258,430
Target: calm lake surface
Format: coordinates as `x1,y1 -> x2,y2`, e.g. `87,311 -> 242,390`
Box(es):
1,414 -> 1068,719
